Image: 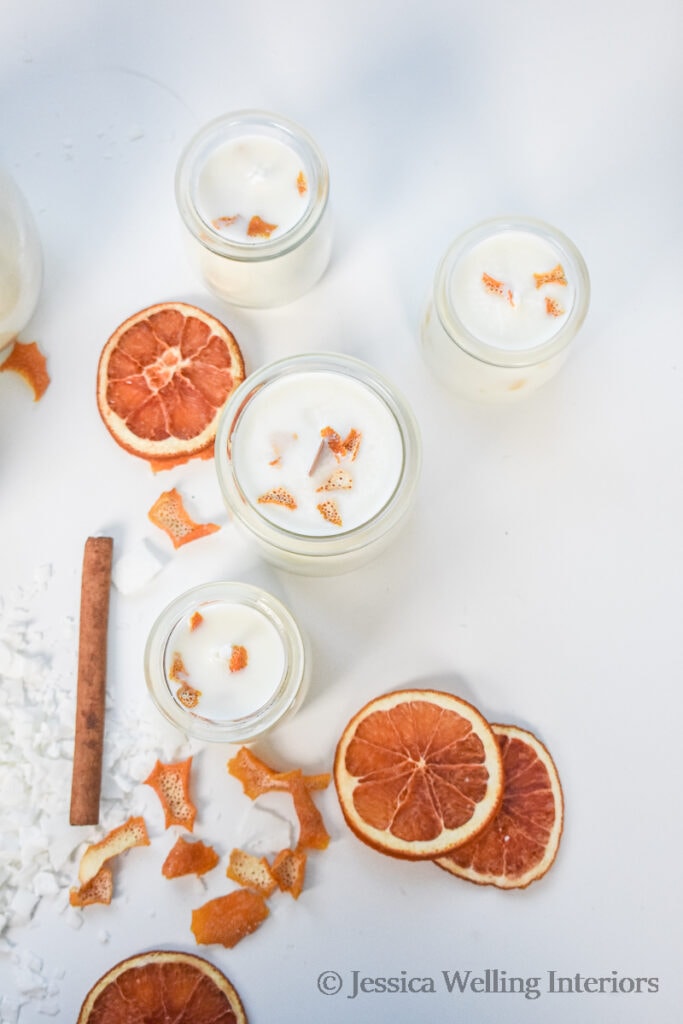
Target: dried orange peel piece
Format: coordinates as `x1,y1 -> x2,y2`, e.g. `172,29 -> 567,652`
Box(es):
257,487 -> 297,509
144,756 -> 197,831
545,296 -> 565,317
226,848 -> 277,896
162,836 -> 219,878
148,488 -> 220,549
271,847 -> 307,899
229,644 -> 248,673
0,340 -> 50,400
227,747 -> 330,850
317,500 -> 342,527
191,889 -> 269,948
534,263 -> 567,289
77,816 -> 150,885
247,215 -> 277,238
69,865 -> 113,907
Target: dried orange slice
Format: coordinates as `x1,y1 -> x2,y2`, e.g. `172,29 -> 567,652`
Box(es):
0,340 -> 50,399
144,756 -> 197,831
96,301 -> 245,464
435,723 -> 564,889
69,865 -> 113,907
334,689 -> 504,860
226,848 -> 277,896
191,889 -> 269,948
78,816 -> 150,885
76,950 -> 247,1023
271,847 -> 307,899
162,837 -> 219,878
148,488 -> 220,548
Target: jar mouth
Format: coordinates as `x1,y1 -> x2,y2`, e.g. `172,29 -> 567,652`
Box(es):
433,215 -> 591,369
175,109 -> 330,263
144,581 -> 307,743
214,353 -> 422,564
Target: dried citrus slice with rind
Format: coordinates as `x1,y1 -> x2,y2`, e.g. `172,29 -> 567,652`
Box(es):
435,723 -> 564,889
76,950 -> 247,1023
96,301 -> 245,463
334,688 -> 504,860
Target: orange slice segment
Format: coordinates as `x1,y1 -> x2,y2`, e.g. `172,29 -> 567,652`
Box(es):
226,848 -> 277,896
69,865 -> 113,907
76,950 -> 247,1024
334,689 -> 504,860
148,488 -> 220,548
436,723 -> 564,889
96,301 -> 245,464
144,757 -> 197,831
0,340 -> 50,400
191,889 -> 269,948
162,837 -> 220,879
78,816 -> 150,885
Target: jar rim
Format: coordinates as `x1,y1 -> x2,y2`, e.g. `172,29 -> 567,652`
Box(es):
175,108 -> 330,263
433,215 -> 591,369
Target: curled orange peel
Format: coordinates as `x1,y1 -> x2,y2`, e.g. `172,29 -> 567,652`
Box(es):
77,816 -> 150,885
144,756 -> 197,831
69,865 -> 113,907
0,340 -> 50,400
148,488 -> 220,549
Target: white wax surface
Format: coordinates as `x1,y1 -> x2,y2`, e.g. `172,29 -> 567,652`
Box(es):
197,135 -> 311,243
449,230 -> 576,351
232,370 -> 405,536
166,601 -> 286,720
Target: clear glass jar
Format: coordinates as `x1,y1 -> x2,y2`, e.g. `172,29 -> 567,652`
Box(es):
0,167 -> 42,354
215,353 -> 422,575
175,109 -> 332,308
420,216 -> 590,401
144,581 -> 309,743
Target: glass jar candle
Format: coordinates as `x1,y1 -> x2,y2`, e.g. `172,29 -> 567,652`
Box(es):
0,167 -> 42,354
144,581 -> 309,743
215,353 -> 422,575
420,216 -> 590,400
175,110 -> 332,308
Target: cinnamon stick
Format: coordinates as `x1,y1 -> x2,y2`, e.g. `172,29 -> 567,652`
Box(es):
69,536 -> 113,826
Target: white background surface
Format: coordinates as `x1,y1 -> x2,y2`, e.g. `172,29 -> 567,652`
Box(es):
2,0 -> 683,1021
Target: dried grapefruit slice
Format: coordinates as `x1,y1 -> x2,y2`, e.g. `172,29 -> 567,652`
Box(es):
334,689 -> 504,860
435,723 -> 564,889
76,950 -> 247,1024
96,302 -> 245,464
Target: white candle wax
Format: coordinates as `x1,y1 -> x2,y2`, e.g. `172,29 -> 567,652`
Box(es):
0,168 -> 42,352
232,370 -> 405,537
166,601 -> 286,721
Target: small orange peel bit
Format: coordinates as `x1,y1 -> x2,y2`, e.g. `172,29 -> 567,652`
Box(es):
343,428 -> 362,461
257,487 -> 297,509
482,272 -> 504,296
77,816 -> 150,885
227,746 -> 331,798
317,500 -> 342,527
288,772 -> 330,850
212,215 -> 240,229
69,865 -> 113,907
317,468 -> 353,492
144,756 -> 197,832
247,215 -> 278,238
229,644 -> 248,673
296,170 -> 308,195
271,847 -> 307,899
162,836 -> 219,879
226,848 -> 278,897
545,296 -> 565,317
0,340 -> 50,400
169,652 -> 188,682
148,488 -> 220,549
176,681 -> 202,709
534,263 -> 567,289
191,889 -> 270,948
189,611 -> 204,631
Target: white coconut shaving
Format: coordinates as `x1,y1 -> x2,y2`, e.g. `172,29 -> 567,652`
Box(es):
0,566 -> 193,1019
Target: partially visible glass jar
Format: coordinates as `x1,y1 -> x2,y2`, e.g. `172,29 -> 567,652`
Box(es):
144,581 -> 309,744
175,110 -> 332,308
215,352 -> 422,575
420,216 -> 590,401
0,167 -> 42,354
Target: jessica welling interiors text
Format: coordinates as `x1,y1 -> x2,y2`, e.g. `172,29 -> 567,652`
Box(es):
316,968 -> 660,1001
